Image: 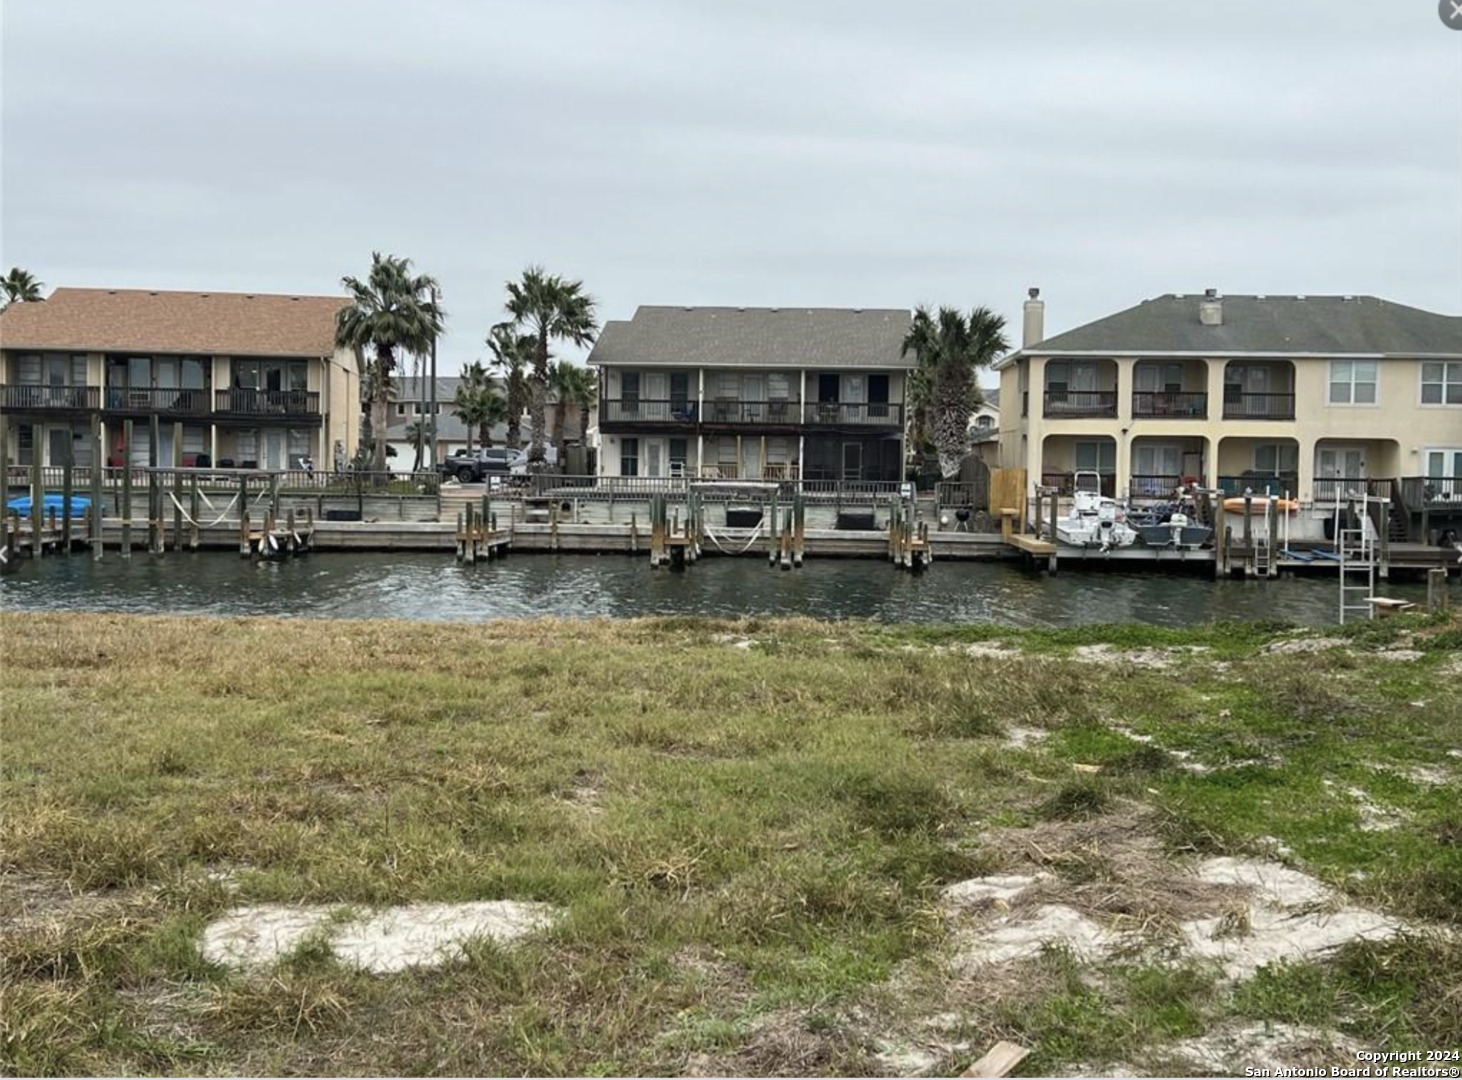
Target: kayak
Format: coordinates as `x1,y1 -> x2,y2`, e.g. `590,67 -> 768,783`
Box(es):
5,494 -> 92,515
1222,496 -> 1298,514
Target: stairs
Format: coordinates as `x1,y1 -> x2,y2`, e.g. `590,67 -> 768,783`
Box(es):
1387,503 -> 1409,543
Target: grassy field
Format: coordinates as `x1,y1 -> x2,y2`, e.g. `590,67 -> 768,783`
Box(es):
2,611 -> 1460,1076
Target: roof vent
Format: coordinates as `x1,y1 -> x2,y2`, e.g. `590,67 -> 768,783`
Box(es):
1296,295 -> 1306,300
1028,287 -> 1040,299
1343,295 -> 1355,301
852,307 -> 862,313
1199,288 -> 1223,327
200,294 -> 210,299
1257,294 -> 1266,300
149,291 -> 158,296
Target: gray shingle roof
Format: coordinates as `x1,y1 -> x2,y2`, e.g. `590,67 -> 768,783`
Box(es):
588,306 -> 914,369
1023,294 -> 1462,358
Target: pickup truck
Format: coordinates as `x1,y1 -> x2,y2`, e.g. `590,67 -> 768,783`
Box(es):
439,447 -> 514,483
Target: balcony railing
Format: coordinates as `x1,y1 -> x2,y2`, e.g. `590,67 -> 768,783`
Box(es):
215,389 -> 320,416
702,399 -> 801,425
600,399 -> 698,424
1129,474 -> 1185,499
1132,391 -> 1208,419
1222,393 -> 1295,420
1312,476 -> 1391,504
1042,390 -> 1118,418
803,401 -> 902,426
102,387 -> 212,414
1041,471 -> 1116,497
1400,475 -> 1462,508
0,385 -> 100,410
1216,473 -> 1298,497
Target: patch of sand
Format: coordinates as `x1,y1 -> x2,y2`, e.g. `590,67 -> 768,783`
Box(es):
201,900 -> 558,973
1262,637 -> 1346,655
1164,1021 -> 1362,1075
1002,725 -> 1048,749
942,840 -> 1403,983
1072,644 -> 1209,669
1371,648 -> 1425,662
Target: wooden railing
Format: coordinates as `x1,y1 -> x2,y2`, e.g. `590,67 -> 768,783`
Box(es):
215,389 -> 321,416
1041,390 -> 1118,418
702,400 -> 801,425
802,401 -> 903,426
599,399 -> 697,424
0,385 -> 100,410
1222,393 -> 1295,420
102,387 -> 213,413
1129,474 -> 1184,499
1400,475 -> 1462,508
1313,477 -> 1394,504
1132,391 -> 1207,419
1216,473 -> 1298,496
1041,471 -> 1116,497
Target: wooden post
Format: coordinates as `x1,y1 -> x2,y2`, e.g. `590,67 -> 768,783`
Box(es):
1428,568 -> 1450,612
550,502 -> 560,553
29,444 -> 43,557
89,415 -> 104,558
62,459 -> 74,551
794,491 -> 805,567
1266,497 -> 1278,578
172,421 -> 184,552
768,489 -> 779,566
1213,501 -> 1227,579
0,414 -> 8,523
190,474 -> 201,550
630,511 -> 638,556
1245,492 -> 1259,567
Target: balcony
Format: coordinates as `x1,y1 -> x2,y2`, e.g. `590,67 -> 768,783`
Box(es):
1041,471 -> 1117,497
1222,393 -> 1295,420
702,399 -> 801,426
1132,391 -> 1208,419
600,398 -> 698,428
803,401 -> 902,428
103,387 -> 213,415
1042,390 -> 1118,418
0,384 -> 100,411
214,388 -> 321,418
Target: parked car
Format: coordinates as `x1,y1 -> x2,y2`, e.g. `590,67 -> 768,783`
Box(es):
440,447 -> 514,483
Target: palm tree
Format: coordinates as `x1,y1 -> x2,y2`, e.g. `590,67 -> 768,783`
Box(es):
486,324 -> 532,449
900,306 -> 1009,479
499,267 -> 598,467
552,362 -> 597,460
335,253 -> 443,473
453,361 -> 508,450
404,418 -> 432,472
1,267 -> 45,310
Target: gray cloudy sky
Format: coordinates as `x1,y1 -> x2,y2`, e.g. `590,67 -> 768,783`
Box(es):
3,0 -> 1460,372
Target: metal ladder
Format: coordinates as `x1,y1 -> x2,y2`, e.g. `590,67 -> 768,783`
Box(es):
1253,532 -> 1271,577
1337,501 -> 1376,624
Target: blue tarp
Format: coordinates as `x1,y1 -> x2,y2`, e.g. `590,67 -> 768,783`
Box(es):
6,494 -> 92,515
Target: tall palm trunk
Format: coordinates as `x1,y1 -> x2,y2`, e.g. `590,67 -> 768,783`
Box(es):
528,331 -> 550,464
371,345 -> 395,474
578,403 -> 590,451
553,397 -> 569,461
931,365 -> 973,479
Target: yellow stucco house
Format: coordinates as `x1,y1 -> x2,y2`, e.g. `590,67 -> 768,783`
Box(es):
997,289 -> 1462,534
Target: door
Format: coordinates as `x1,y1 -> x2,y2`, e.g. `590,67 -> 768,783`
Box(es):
1425,448 -> 1462,499
1133,445 -> 1181,493
645,439 -> 664,479
47,427 -> 72,467
841,441 -> 862,481
265,430 -> 287,470
743,374 -> 765,422
868,374 -> 890,420
669,372 -> 690,420
644,373 -> 668,420
842,375 -> 866,423
741,439 -> 762,480
1317,445 -> 1365,502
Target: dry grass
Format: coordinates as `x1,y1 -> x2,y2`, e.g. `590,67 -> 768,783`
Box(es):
2,611 -> 1459,1076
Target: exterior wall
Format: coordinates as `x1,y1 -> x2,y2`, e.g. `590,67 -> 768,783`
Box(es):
1000,354 -> 1461,502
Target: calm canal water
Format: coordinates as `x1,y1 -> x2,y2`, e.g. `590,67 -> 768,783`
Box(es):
0,552 -> 1443,627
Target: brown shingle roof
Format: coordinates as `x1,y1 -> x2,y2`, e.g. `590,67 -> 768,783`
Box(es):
0,287 -> 352,357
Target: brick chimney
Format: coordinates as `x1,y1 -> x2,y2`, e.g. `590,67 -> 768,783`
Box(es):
1199,288 -> 1223,326
1022,287 -> 1045,347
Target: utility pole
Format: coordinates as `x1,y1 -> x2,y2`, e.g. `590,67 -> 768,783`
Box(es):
428,283 -> 440,471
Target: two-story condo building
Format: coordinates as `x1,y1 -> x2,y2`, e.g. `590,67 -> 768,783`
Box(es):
588,305 -> 913,482
0,288 -> 362,469
998,289 -> 1462,510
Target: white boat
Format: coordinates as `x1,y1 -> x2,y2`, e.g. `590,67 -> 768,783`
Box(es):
1055,473 -> 1139,552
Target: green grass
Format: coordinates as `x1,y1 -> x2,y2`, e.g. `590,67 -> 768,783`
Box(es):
1,612 -> 1458,1076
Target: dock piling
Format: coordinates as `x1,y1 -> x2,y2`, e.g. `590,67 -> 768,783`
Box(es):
30,443 -> 43,556
62,461 -> 74,550
89,415 -> 103,558
1428,568 -> 1450,612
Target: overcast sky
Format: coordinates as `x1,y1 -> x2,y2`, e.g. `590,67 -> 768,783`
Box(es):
2,0 -> 1459,373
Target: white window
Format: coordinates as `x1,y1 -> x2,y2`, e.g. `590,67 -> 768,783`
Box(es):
1424,448 -> 1462,500
1328,360 -> 1377,405
1254,443 -> 1298,474
1074,441 -> 1115,472
1421,362 -> 1462,405
1316,446 -> 1365,479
